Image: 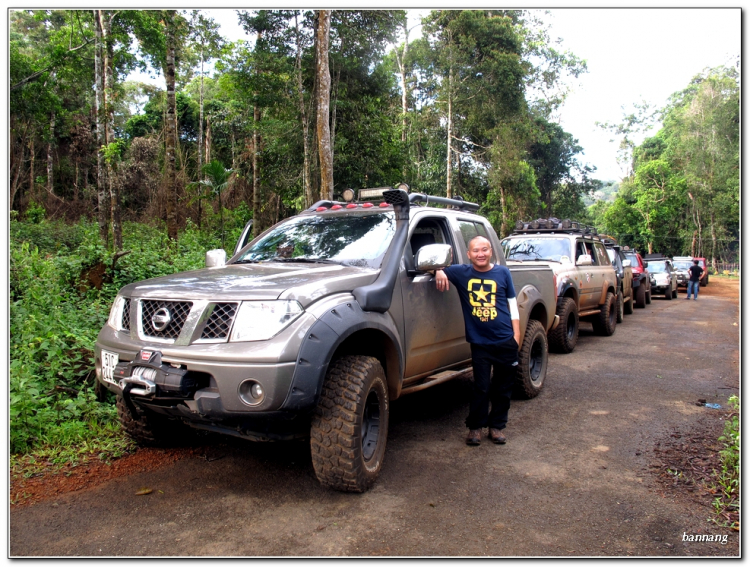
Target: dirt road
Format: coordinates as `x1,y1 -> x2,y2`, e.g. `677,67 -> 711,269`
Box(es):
10,279 -> 739,557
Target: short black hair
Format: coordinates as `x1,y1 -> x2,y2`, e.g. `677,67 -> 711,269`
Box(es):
694,259 -> 699,264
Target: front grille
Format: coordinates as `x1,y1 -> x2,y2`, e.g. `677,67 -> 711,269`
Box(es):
122,298 -> 131,331
201,303 -> 239,340
141,300 -> 193,340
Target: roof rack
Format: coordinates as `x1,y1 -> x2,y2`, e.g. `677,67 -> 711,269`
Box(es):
307,185 -> 480,213
408,193 -> 480,212
512,218 -> 601,237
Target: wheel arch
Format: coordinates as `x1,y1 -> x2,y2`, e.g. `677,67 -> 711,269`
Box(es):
558,280 -> 579,304
280,301 -> 404,411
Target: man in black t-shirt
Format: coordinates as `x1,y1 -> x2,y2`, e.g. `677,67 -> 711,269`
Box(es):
686,259 -> 704,300
435,236 -> 520,446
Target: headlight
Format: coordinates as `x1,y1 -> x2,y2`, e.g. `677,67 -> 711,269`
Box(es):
230,301 -> 304,342
107,295 -> 127,330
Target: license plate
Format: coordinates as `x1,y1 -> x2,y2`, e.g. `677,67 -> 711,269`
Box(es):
101,350 -> 119,384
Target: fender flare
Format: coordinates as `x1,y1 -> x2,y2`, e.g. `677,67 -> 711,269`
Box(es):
557,279 -> 578,301
515,284 -> 549,335
279,301 -> 404,412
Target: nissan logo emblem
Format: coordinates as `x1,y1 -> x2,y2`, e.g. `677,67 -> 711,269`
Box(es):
151,307 -> 172,332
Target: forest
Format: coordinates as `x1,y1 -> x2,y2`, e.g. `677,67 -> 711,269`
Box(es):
8,9 -> 739,464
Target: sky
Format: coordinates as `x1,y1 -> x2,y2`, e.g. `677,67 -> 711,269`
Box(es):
189,6 -> 740,183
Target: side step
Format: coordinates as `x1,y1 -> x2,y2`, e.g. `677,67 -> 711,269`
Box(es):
399,366 -> 473,396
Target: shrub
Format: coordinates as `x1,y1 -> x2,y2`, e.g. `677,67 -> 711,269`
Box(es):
9,217 -> 225,459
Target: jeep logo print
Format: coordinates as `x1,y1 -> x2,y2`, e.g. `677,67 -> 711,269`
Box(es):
151,307 -> 171,332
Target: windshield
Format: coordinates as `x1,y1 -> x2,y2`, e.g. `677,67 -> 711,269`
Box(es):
502,237 -> 571,262
625,253 -> 640,267
234,212 -> 396,268
606,249 -> 617,263
648,262 -> 668,273
673,261 -> 693,270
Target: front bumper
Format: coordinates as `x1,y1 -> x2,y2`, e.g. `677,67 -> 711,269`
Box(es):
650,282 -> 671,294
95,313 -> 317,424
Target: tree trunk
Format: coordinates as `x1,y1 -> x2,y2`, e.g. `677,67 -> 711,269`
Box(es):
205,116 -> 212,164
295,13 -> 313,209
198,44 -> 205,179
94,10 -> 108,243
252,105 -> 261,238
445,67 -> 453,199
315,10 -> 333,202
29,138 -> 35,197
163,10 -> 179,241
397,22 -> 410,144
10,132 -> 25,210
47,111 -> 55,195
499,184 -> 508,237
102,12 -> 122,250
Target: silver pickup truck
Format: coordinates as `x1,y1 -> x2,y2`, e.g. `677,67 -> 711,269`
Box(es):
95,188 -> 557,492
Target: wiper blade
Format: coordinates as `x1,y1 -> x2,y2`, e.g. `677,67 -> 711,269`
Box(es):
234,258 -> 262,264
266,257 -> 340,265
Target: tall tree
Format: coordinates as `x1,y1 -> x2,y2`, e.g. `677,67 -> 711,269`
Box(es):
315,10 -> 333,201
188,11 -> 225,182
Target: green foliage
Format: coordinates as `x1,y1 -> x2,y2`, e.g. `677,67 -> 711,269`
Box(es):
711,395 -> 739,528
24,201 -> 46,224
9,217 -> 225,459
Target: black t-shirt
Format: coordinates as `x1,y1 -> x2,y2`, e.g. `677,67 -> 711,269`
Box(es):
442,263 -> 516,346
689,264 -> 703,282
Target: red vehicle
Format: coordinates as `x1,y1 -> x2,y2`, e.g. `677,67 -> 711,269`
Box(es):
692,257 -> 709,286
623,249 -> 652,307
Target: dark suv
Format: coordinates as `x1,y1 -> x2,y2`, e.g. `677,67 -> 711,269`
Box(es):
603,240 -> 634,322
623,249 -> 651,307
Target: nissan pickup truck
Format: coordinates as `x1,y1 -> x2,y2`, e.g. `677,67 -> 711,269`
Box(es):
95,188 -> 557,493
501,219 -> 618,354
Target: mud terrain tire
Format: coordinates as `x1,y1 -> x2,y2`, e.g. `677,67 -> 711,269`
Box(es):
548,297 -> 578,354
592,291 -> 617,336
645,287 -> 652,304
635,283 -> 646,308
616,291 -> 624,323
624,291 -> 634,315
311,355 -> 389,493
514,320 -> 548,399
664,285 -> 673,300
116,395 -> 189,447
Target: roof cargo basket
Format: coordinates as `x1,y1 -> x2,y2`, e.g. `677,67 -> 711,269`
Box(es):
512,218 -> 600,236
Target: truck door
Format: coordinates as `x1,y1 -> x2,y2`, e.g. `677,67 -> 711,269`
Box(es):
399,216 -> 470,379
592,241 -> 613,303
576,239 -> 597,309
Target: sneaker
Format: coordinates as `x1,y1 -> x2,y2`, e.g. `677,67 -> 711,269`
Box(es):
466,429 -> 482,446
489,428 -> 507,444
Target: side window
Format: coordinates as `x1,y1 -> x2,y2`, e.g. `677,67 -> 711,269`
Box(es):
594,243 -> 611,266
458,220 -> 479,248
576,240 -> 587,261
408,218 -> 454,269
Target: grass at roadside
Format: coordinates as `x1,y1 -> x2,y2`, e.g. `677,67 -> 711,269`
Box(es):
710,395 -> 739,529
10,215 -> 248,469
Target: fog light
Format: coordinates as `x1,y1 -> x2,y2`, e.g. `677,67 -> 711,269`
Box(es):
239,380 -> 265,406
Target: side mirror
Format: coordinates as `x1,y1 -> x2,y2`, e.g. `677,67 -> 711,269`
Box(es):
576,254 -> 593,266
643,261 -> 648,268
415,244 -> 453,272
622,259 -> 631,268
206,249 -> 227,268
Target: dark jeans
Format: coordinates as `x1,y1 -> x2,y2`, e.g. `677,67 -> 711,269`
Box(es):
687,280 -> 700,299
467,341 -> 518,431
